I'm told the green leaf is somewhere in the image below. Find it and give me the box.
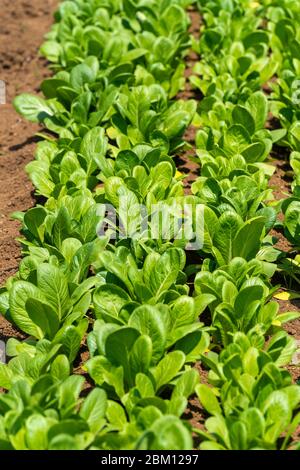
[41,79,67,99]
[14,94,53,122]
[58,325,84,363]
[80,127,108,175]
[49,435,79,450]
[70,63,96,90]
[80,388,107,433]
[37,264,70,321]
[50,355,70,381]
[106,400,127,429]
[224,125,251,155]
[93,284,130,320]
[241,142,266,163]
[0,363,14,389]
[142,416,193,450]
[105,327,140,387]
[233,217,265,260]
[234,286,264,319]
[264,391,291,442]
[129,335,152,377]
[135,373,155,398]
[86,356,124,398]
[200,441,227,450]
[170,296,197,329]
[172,369,199,401]
[246,92,268,132]
[146,248,185,298]
[232,106,255,136]
[58,375,85,415]
[241,408,265,442]
[24,207,47,242]
[152,351,185,391]
[25,414,49,450]
[40,40,61,62]
[196,384,222,416]
[243,31,269,49]
[215,212,243,264]
[129,305,167,362]
[10,281,45,338]
[26,298,60,339]
[52,207,72,249]
[284,201,300,245]
[230,421,248,450]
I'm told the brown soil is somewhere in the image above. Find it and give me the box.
[0,0,58,339]
[175,9,202,194]
[269,148,294,252]
[270,159,292,202]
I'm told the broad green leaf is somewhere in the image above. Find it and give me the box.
[25,414,49,450]
[234,286,264,319]
[57,325,84,363]
[26,298,60,339]
[70,63,96,90]
[139,416,192,450]
[80,388,107,433]
[24,207,47,242]
[146,248,185,298]
[128,305,167,362]
[233,217,265,260]
[285,201,300,245]
[14,94,53,122]
[224,125,251,155]
[106,400,127,429]
[0,363,14,390]
[152,351,185,391]
[196,384,222,416]
[246,92,268,131]
[242,142,266,163]
[129,335,152,376]
[58,375,85,416]
[50,355,70,381]
[49,435,79,450]
[172,369,199,401]
[241,408,265,442]
[215,212,243,264]
[37,264,70,320]
[232,106,255,135]
[10,281,45,338]
[93,284,130,320]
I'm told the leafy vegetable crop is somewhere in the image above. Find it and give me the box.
[0,0,300,451]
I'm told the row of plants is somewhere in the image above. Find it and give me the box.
[266,0,300,279]
[0,0,299,450]
[188,0,300,449]
[192,0,300,252]
[0,0,202,451]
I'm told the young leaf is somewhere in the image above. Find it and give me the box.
[79,388,107,433]
[196,384,222,416]
[152,351,186,391]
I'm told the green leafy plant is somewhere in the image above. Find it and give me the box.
[195,331,300,450]
[195,92,280,164]
[4,262,89,349]
[195,258,298,344]
[192,174,276,229]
